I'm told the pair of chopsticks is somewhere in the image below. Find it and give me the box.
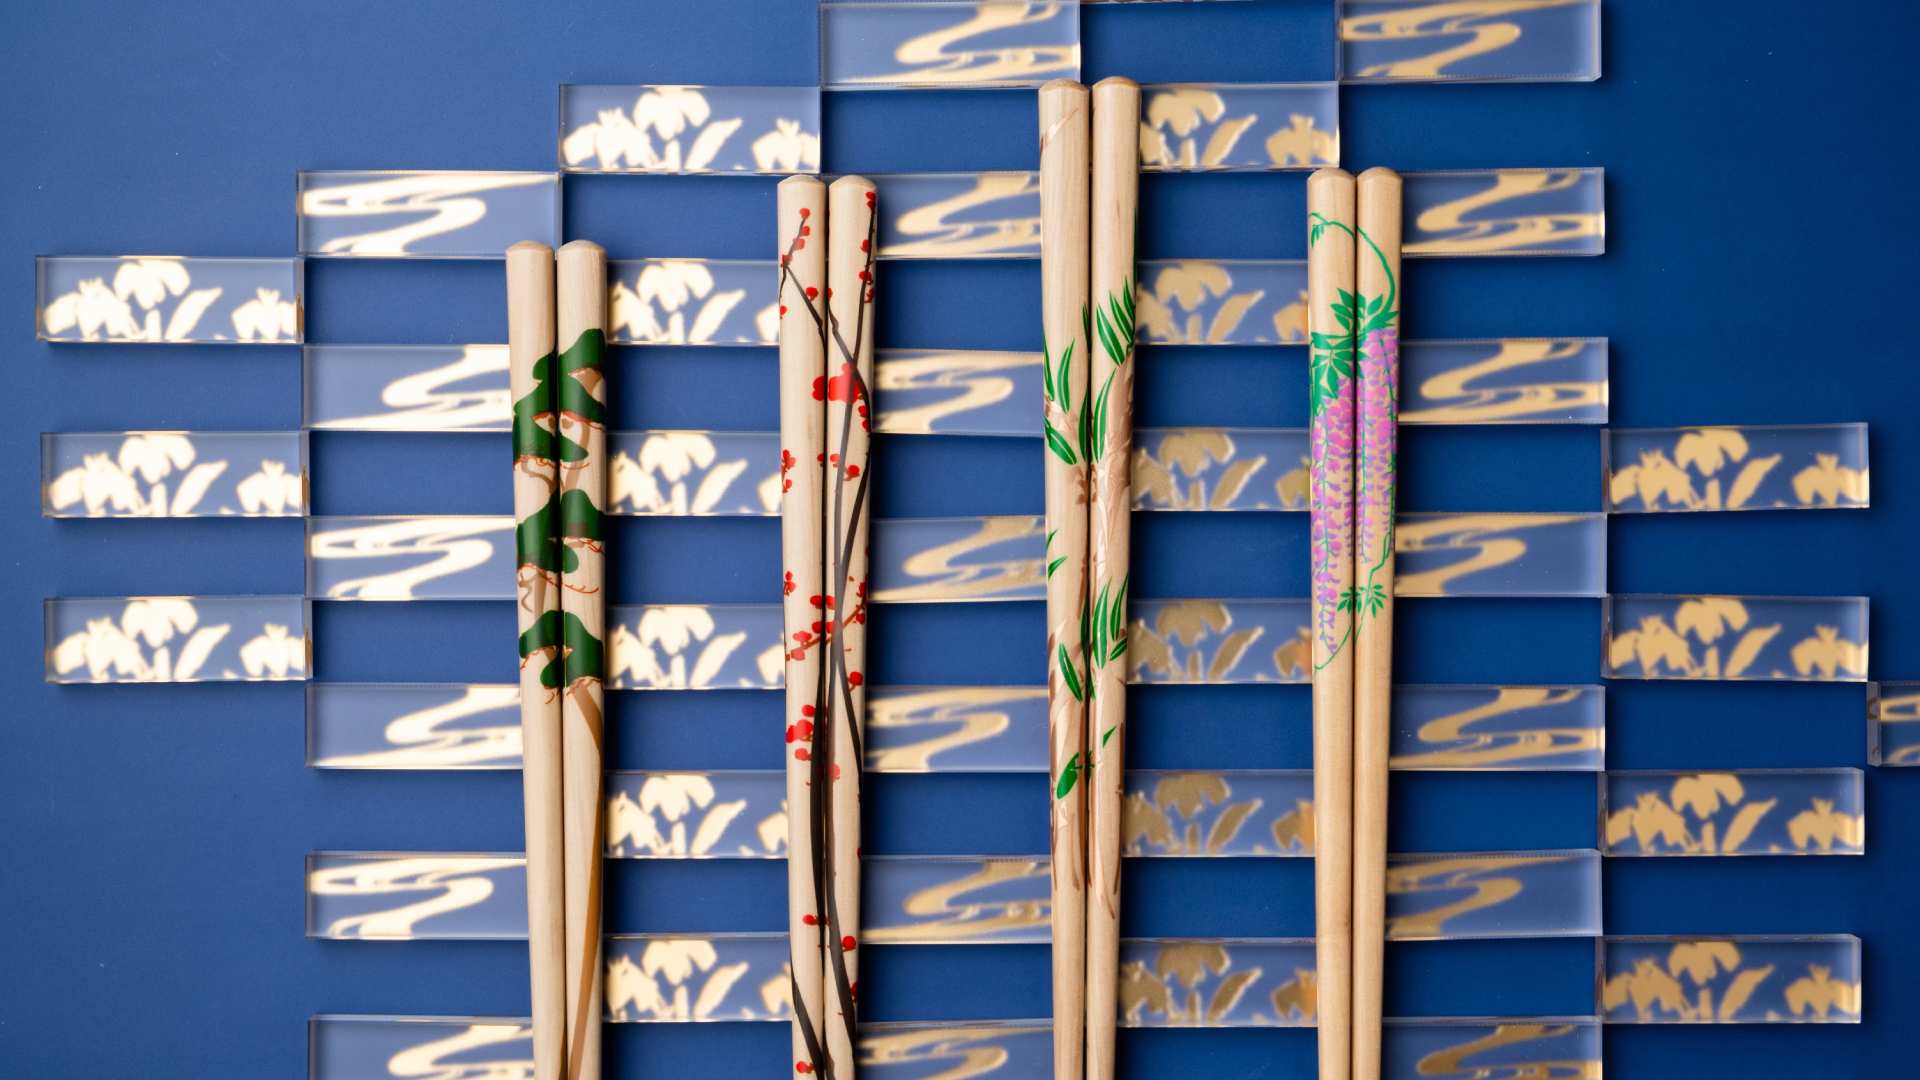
[778,174,879,1079]
[1307,168,1402,1080]
[508,239,610,1080]
[1039,75,1139,1080]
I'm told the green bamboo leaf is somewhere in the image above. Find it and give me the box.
[1055,752,1081,800]
[1057,341,1073,412]
[1047,556,1067,579]
[1090,582,1111,672]
[1058,644,1084,702]
[1040,331,1056,403]
[1043,421,1078,465]
[1101,725,1117,747]
[1077,386,1096,463]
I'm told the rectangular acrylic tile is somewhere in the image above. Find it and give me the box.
[1134,428,1309,511]
[605,934,794,1021]
[871,515,1045,602]
[307,683,522,769]
[1602,936,1861,1023]
[42,431,306,518]
[304,344,512,432]
[296,171,560,258]
[309,1015,537,1079]
[1136,259,1308,345]
[1603,595,1869,682]
[1399,338,1608,424]
[608,604,785,691]
[1119,938,1319,1026]
[1139,83,1339,171]
[820,1,1080,89]
[606,771,787,859]
[1391,685,1605,771]
[874,348,1042,436]
[1604,769,1864,857]
[1339,0,1601,83]
[1385,1018,1602,1077]
[609,259,777,345]
[1130,598,1312,685]
[46,595,309,684]
[305,851,526,940]
[1606,424,1869,512]
[1387,849,1601,940]
[865,855,1051,944]
[1869,681,1920,766]
[560,85,821,175]
[861,1020,1051,1074]
[37,256,301,344]
[1123,770,1314,857]
[867,685,1047,772]
[307,516,515,601]
[871,172,1040,259]
[607,430,782,516]
[1394,512,1606,598]
[1403,169,1605,257]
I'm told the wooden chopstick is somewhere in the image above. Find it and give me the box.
[507,241,566,1080]
[1084,74,1139,1080]
[823,175,878,1074]
[1307,167,1358,1080]
[1350,166,1403,1080]
[555,239,608,1080]
[776,175,832,1079]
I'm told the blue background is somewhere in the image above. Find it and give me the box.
[1,1,1910,1076]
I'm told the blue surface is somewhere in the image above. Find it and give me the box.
[1,1,1912,1076]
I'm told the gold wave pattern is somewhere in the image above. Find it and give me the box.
[874,516,1046,603]
[884,173,1041,257]
[309,516,509,600]
[1399,339,1605,423]
[308,855,520,939]
[313,345,512,431]
[865,686,1042,772]
[1386,853,1555,940]
[1393,512,1586,596]
[1341,0,1586,80]
[317,685,522,769]
[1412,1022,1600,1080]
[861,1024,1038,1077]
[873,349,1032,434]
[837,2,1079,88]
[866,859,1050,944]
[1404,169,1602,255]
[382,1023,534,1080]
[1390,687,1602,769]
[300,173,553,256]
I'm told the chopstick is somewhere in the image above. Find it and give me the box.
[507,241,566,1080]
[1307,167,1358,1080]
[555,239,608,1080]
[1349,166,1402,1080]
[1038,77,1091,1080]
[1084,74,1139,1080]
[776,175,832,1079]
[823,174,878,1073]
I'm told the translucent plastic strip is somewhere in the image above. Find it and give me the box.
[1394,512,1606,598]
[559,85,821,175]
[871,172,1041,259]
[46,595,309,684]
[303,344,511,432]
[1398,338,1607,424]
[1601,936,1861,1024]
[36,256,302,344]
[1136,259,1308,345]
[41,431,306,518]
[605,771,789,859]
[295,171,560,259]
[307,516,517,601]
[870,514,1045,602]
[1138,83,1339,172]
[820,1,1081,90]
[1387,849,1601,941]
[1605,424,1868,513]
[309,848,1595,942]
[1338,0,1601,83]
[1391,685,1604,771]
[608,259,777,345]
[872,348,1043,435]
[1129,598,1312,685]
[1603,769,1864,857]
[1603,595,1869,683]
[308,682,1602,774]
[606,430,782,516]
[1403,169,1604,257]
[1868,681,1920,767]
[1135,428,1310,511]
[310,1014,1602,1074]
[609,604,785,691]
